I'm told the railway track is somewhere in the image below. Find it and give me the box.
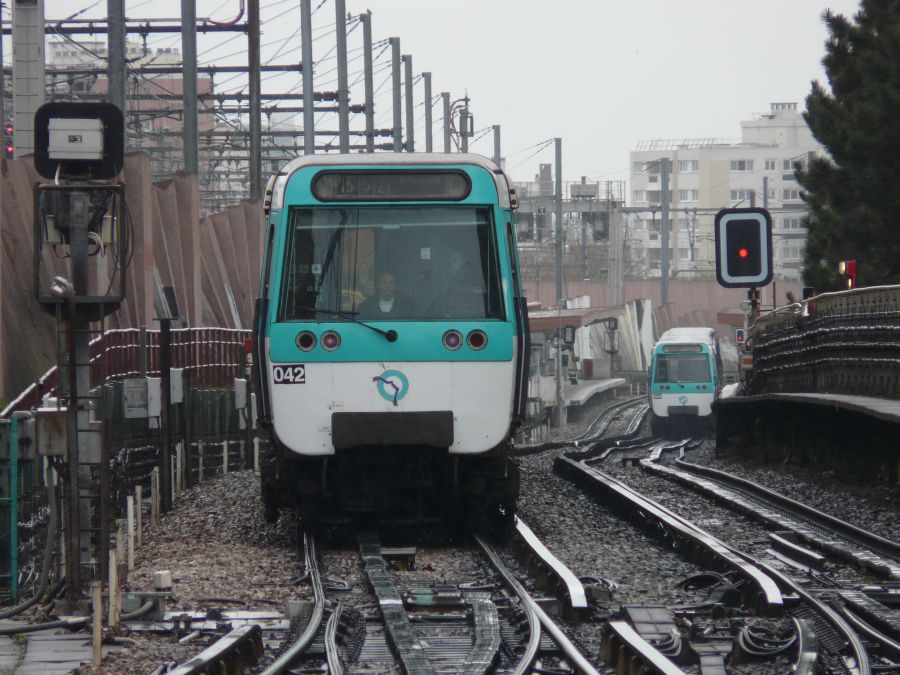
[158,516,621,673]
[569,432,900,673]
[143,395,894,674]
[265,520,612,674]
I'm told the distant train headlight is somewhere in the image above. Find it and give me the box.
[467,330,488,350]
[295,331,316,351]
[321,331,341,351]
[442,329,463,350]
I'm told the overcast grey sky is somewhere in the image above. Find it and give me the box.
[43,0,862,183]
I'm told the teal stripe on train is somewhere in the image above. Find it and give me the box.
[268,320,515,363]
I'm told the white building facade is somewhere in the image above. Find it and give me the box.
[628,103,823,282]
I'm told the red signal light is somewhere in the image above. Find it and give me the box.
[738,247,749,259]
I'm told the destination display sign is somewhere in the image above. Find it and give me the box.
[312,170,471,202]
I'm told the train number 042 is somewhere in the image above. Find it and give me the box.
[273,365,306,384]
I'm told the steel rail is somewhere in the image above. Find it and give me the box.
[575,395,646,442]
[555,454,784,614]
[641,445,874,672]
[515,398,647,457]
[672,458,900,559]
[259,532,326,675]
[324,602,345,675]
[167,624,264,675]
[647,457,900,580]
[755,560,870,675]
[512,517,588,613]
[828,599,900,663]
[791,617,819,675]
[474,535,601,675]
[605,621,687,675]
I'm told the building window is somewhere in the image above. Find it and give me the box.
[678,218,690,231]
[730,189,751,202]
[648,175,658,184]
[782,217,804,229]
[632,190,646,203]
[782,244,805,260]
[632,161,645,174]
[730,159,754,171]
[782,188,801,201]
[764,159,776,171]
[677,160,699,173]
[678,189,698,202]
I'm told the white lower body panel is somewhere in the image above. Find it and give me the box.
[651,392,715,417]
[269,361,515,456]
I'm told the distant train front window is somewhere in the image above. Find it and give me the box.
[278,206,504,321]
[655,354,710,383]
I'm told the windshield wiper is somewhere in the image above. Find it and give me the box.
[293,306,397,342]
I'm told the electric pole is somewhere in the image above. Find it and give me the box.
[181,0,198,173]
[554,137,566,427]
[248,0,261,195]
[403,54,414,152]
[659,157,670,305]
[107,0,126,117]
[442,92,451,153]
[492,125,501,166]
[423,72,432,152]
[361,12,374,152]
[390,38,402,152]
[301,0,315,154]
[335,0,349,153]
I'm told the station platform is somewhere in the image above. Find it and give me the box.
[716,391,900,425]
[531,376,626,411]
[564,378,627,407]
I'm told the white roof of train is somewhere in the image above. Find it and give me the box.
[656,327,716,345]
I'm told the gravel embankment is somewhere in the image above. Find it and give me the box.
[74,469,305,675]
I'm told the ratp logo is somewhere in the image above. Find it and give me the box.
[373,370,409,406]
[678,395,688,405]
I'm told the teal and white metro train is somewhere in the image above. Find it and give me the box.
[648,327,722,435]
[252,153,529,529]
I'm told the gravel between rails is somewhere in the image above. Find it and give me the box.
[73,469,306,675]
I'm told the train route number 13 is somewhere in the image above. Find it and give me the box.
[273,364,306,384]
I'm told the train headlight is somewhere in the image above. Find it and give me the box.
[442,329,462,350]
[321,331,341,351]
[295,331,316,351]
[466,330,488,351]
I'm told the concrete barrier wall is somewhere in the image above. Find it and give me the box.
[0,153,264,401]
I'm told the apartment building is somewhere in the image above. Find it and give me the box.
[629,103,822,282]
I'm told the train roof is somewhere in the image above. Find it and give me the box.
[267,152,518,210]
[656,327,716,345]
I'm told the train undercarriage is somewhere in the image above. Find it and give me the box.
[260,438,520,537]
[649,413,715,438]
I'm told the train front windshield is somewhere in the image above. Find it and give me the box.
[654,353,711,383]
[278,206,504,321]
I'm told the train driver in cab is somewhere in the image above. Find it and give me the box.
[357,270,418,319]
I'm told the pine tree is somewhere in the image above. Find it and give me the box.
[798,0,900,289]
